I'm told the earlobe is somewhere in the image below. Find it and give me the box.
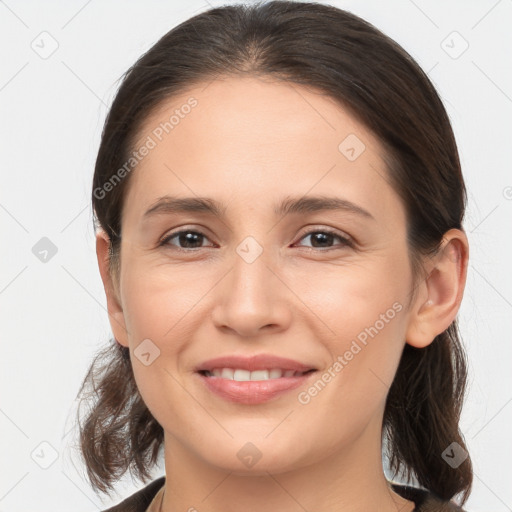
[96,230,129,347]
[405,229,469,349]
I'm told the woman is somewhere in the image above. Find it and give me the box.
[76,1,473,510]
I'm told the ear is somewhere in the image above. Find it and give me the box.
[405,228,469,348]
[96,229,129,347]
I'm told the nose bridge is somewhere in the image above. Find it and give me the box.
[211,234,287,336]
[231,234,274,310]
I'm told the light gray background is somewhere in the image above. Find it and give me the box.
[1,1,511,510]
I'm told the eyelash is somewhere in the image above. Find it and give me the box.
[158,227,353,252]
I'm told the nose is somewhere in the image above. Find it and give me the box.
[210,246,292,338]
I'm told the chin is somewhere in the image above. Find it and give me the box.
[194,436,315,476]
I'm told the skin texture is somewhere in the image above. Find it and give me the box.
[96,76,469,512]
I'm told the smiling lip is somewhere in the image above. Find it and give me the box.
[195,354,316,373]
[195,354,317,404]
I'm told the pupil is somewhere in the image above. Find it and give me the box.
[181,232,201,248]
[311,233,332,247]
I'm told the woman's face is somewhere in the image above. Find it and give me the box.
[107,75,422,473]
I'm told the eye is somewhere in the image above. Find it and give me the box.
[159,227,353,251]
[159,229,214,250]
[294,229,353,250]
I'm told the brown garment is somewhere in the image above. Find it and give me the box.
[101,476,467,511]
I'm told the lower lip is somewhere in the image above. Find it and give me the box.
[197,372,316,404]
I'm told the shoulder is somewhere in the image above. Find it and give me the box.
[101,476,166,512]
[391,483,467,511]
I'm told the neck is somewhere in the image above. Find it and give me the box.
[159,413,415,512]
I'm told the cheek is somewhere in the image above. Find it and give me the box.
[121,264,197,426]
[121,260,203,343]
[291,249,410,335]
[119,264,197,404]
[294,292,407,439]
[295,254,410,399]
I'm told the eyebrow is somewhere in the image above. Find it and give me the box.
[142,194,375,221]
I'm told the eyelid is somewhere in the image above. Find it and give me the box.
[294,225,353,247]
[158,226,217,248]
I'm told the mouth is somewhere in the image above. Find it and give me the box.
[194,354,318,404]
[195,353,317,375]
[198,368,316,380]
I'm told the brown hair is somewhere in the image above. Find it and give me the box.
[75,0,473,505]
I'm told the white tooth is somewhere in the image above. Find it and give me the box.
[210,368,296,380]
[233,369,252,382]
[250,370,270,381]
[269,368,283,379]
[221,368,234,379]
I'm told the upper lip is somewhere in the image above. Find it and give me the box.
[195,354,317,373]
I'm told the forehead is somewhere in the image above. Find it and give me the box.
[135,75,376,155]
[123,75,404,229]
